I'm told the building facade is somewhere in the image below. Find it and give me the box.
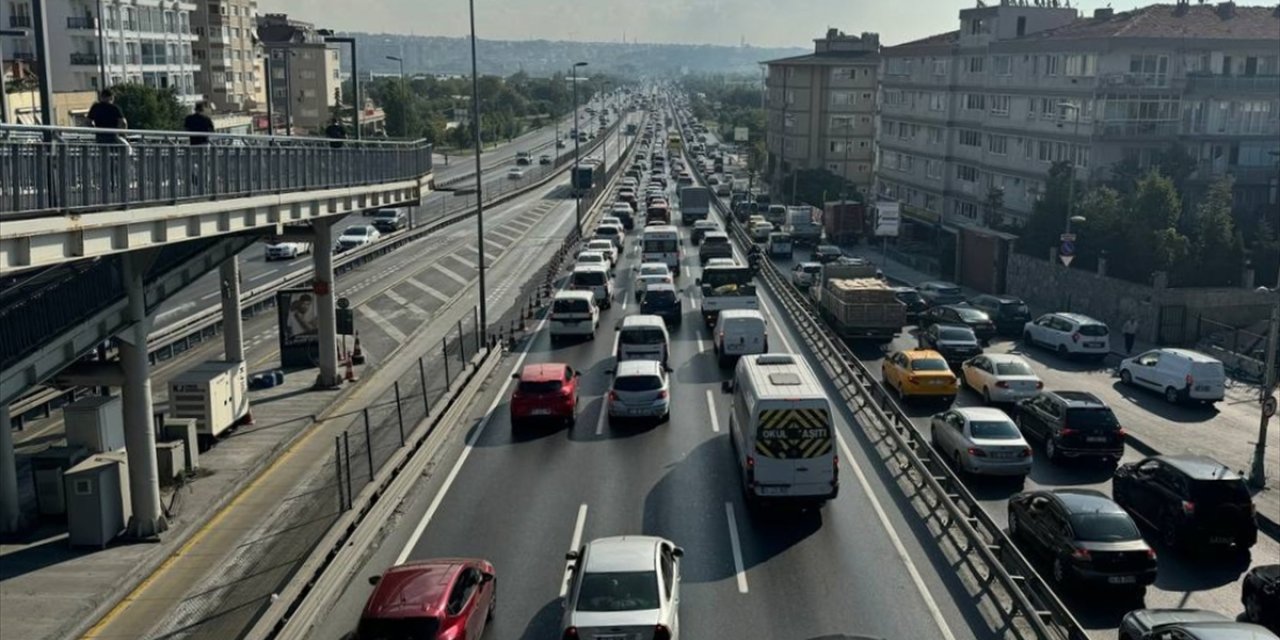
[876,0,1280,232]
[256,13,340,134]
[763,29,881,198]
[192,0,260,113]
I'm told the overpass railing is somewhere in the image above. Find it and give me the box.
[0,124,433,219]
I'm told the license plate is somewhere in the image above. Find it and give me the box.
[1086,436,1107,443]
[757,486,787,496]
[928,379,947,386]
[530,409,551,416]
[991,451,1018,459]
[1107,576,1137,584]
[1086,342,1104,348]
[1195,385,1210,392]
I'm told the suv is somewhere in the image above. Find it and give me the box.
[699,232,733,265]
[967,294,1032,335]
[919,323,984,367]
[371,209,407,233]
[916,281,966,307]
[1023,312,1111,360]
[813,244,843,263]
[1015,391,1124,463]
[919,304,996,344]
[1119,609,1278,640]
[1112,454,1258,552]
[639,283,682,326]
[1243,565,1280,631]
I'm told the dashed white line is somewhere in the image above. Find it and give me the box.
[359,305,407,342]
[705,390,720,433]
[595,397,608,436]
[724,502,749,593]
[433,263,471,285]
[199,291,219,302]
[404,277,451,304]
[384,289,428,317]
[248,270,276,283]
[561,504,589,597]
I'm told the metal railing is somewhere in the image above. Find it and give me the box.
[8,15,31,27]
[0,124,433,218]
[69,52,99,66]
[66,16,96,29]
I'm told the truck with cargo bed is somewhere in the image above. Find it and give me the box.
[786,205,823,246]
[810,263,905,342]
[697,264,758,326]
[679,185,711,224]
[823,201,866,245]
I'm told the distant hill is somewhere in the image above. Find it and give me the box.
[346,34,807,78]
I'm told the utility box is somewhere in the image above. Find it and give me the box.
[155,440,185,486]
[64,451,131,548]
[161,418,200,471]
[64,395,125,454]
[31,446,88,516]
[169,360,249,450]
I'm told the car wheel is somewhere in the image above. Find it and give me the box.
[1007,513,1019,538]
[1160,514,1181,549]
[954,452,966,476]
[1244,590,1262,622]
[1023,330,1034,347]
[1045,438,1059,462]
[1164,386,1180,404]
[1120,369,1133,385]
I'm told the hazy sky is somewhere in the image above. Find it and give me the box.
[263,0,1151,48]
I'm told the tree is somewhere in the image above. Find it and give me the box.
[785,168,846,208]
[982,186,1005,228]
[1182,176,1244,286]
[1113,170,1187,282]
[111,84,184,131]
[1017,160,1075,259]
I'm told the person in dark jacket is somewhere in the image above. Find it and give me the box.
[87,89,127,144]
[183,102,215,145]
[325,118,346,148]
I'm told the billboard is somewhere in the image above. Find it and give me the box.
[873,201,901,237]
[734,127,749,142]
[277,288,320,367]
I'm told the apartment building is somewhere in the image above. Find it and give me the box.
[256,13,340,133]
[763,29,881,197]
[876,0,1280,235]
[192,0,260,113]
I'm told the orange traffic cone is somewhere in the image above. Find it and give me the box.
[344,353,358,382]
[351,331,366,365]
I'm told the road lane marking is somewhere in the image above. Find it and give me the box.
[724,502,749,593]
[706,390,720,432]
[405,277,451,303]
[248,270,276,283]
[384,289,428,318]
[359,305,407,342]
[758,295,796,354]
[595,395,609,435]
[835,430,956,640]
[433,263,471,285]
[561,504,589,597]
[199,291,219,302]
[491,228,520,243]
[450,253,478,269]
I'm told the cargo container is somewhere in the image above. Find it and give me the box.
[823,201,867,245]
[810,263,904,341]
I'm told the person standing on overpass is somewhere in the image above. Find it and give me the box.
[88,89,128,192]
[184,102,215,188]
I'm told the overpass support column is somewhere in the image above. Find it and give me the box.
[220,255,245,363]
[120,253,168,539]
[313,221,341,389]
[0,404,22,533]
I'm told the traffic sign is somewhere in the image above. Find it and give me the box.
[1263,394,1277,418]
[337,297,350,310]
[1060,233,1077,242]
[1060,240,1076,256]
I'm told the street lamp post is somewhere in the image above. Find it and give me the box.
[320,33,359,140]
[467,0,488,332]
[1249,265,1280,489]
[386,55,405,137]
[1058,102,1085,261]
[571,61,588,237]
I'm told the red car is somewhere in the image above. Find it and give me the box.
[510,363,579,427]
[355,558,495,640]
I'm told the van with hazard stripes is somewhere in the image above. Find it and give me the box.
[725,353,837,507]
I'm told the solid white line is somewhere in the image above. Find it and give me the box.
[405,277,451,304]
[835,430,956,640]
[758,294,796,354]
[199,291,219,302]
[682,265,689,278]
[621,296,628,310]
[724,502,749,594]
[248,270,275,283]
[433,263,471,285]
[705,390,720,433]
[561,504,589,597]
[595,396,608,436]
[359,305,407,342]
[697,333,706,352]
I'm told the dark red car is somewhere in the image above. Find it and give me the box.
[355,558,495,640]
[510,363,579,427]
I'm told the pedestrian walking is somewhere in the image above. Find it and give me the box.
[1122,316,1139,355]
[87,89,128,194]
[184,102,215,190]
[325,118,347,148]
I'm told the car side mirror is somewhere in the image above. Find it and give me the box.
[565,550,579,561]
[664,364,674,373]
[480,572,495,583]
[367,575,382,586]
[511,373,520,379]
[721,379,735,393]
[574,371,581,377]
[672,546,685,558]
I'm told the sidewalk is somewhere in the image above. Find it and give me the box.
[840,241,1280,539]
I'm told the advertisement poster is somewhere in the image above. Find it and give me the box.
[277,288,320,367]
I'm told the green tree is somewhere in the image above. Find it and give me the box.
[1113,170,1187,282]
[111,84,184,130]
[785,168,846,208]
[1182,176,1244,286]
[1018,160,1076,259]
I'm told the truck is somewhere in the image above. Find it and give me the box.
[786,205,823,246]
[678,186,711,225]
[764,204,788,227]
[823,201,867,245]
[571,161,600,197]
[810,263,905,342]
[697,264,758,326]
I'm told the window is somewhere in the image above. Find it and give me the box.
[660,547,675,597]
[1038,140,1053,163]
[993,56,1012,76]
[831,115,855,132]
[954,201,978,219]
[883,89,904,107]
[990,95,1010,116]
[1065,53,1096,77]
[967,56,985,73]
[831,67,855,81]
[988,135,1008,155]
[829,140,846,154]
[1044,54,1060,76]
[932,59,948,76]
[830,91,853,106]
[300,69,317,80]
[926,159,942,180]
[1129,54,1168,78]
[929,93,946,112]
[956,165,979,183]
[924,194,939,212]
[959,130,982,147]
[965,93,985,111]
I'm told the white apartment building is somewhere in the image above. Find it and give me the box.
[256,13,340,133]
[193,0,261,113]
[876,0,1280,235]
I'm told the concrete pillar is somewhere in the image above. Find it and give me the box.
[312,222,341,388]
[120,254,168,539]
[220,255,245,363]
[0,404,22,534]
[1243,264,1256,290]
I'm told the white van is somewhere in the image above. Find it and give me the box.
[549,290,599,342]
[641,225,681,271]
[714,309,768,368]
[570,264,613,309]
[616,315,671,366]
[1118,348,1226,404]
[727,354,837,507]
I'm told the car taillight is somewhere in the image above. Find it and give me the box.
[1116,428,1126,438]
[609,391,619,401]
[1181,500,1195,515]
[908,375,919,385]
[746,455,755,486]
[1019,447,1032,458]
[654,624,672,640]
[1071,547,1091,560]
[1185,374,1194,387]
[1146,548,1158,560]
[967,447,988,457]
[657,389,668,399]
[1060,427,1077,437]
[562,627,579,640]
[996,381,1010,388]
[1071,332,1081,343]
[560,386,573,396]
[1035,381,1044,389]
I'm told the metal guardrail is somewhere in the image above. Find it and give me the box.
[0,123,433,218]
[687,127,1088,640]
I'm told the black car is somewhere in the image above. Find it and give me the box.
[1015,391,1124,463]
[1008,489,1156,594]
[892,287,929,322]
[1243,565,1280,632]
[1119,609,1278,640]
[813,244,843,264]
[919,304,997,344]
[640,284,682,326]
[919,324,983,366]
[1112,454,1258,552]
[968,294,1032,335]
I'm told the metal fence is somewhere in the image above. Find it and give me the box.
[0,124,433,217]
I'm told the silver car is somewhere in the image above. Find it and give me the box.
[563,536,683,640]
[607,360,670,422]
[961,354,1043,404]
[930,407,1032,478]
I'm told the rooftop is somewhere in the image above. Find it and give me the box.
[1026,3,1280,41]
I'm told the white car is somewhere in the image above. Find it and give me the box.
[1023,312,1111,360]
[336,225,380,251]
[576,250,610,269]
[562,536,682,639]
[594,224,625,251]
[585,239,618,266]
[507,166,525,179]
[704,257,738,269]
[264,241,310,261]
[790,262,822,288]
[600,216,625,229]
[961,354,1043,404]
[634,262,672,288]
[929,407,1032,478]
[1118,348,1226,404]
[607,359,671,421]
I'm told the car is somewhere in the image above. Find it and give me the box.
[337,225,381,251]
[1023,312,1111,360]
[575,250,609,269]
[961,353,1043,404]
[931,407,1032,478]
[594,225,625,251]
[1112,454,1258,552]
[611,203,636,228]
[697,232,733,265]
[967,294,1032,335]
[509,362,580,427]
[1118,609,1279,640]
[919,304,996,344]
[916,281,967,307]
[1243,565,1280,631]
[264,240,310,261]
[561,536,682,640]
[600,215,625,230]
[356,558,496,640]
[919,323,984,367]
[690,220,720,244]
[1118,348,1226,405]
[1015,391,1124,463]
[766,232,793,259]
[635,273,674,301]
[515,155,531,166]
[507,167,526,179]
[570,263,613,309]
[640,283,682,326]
[791,262,822,289]
[881,348,959,403]
[607,360,671,422]
[549,290,599,342]
[617,315,670,365]
[1007,490,1156,594]
[557,139,567,148]
[371,208,407,233]
[805,245,837,264]
[713,309,767,367]
[892,287,929,322]
[635,262,673,298]
[585,239,619,266]
[539,154,552,165]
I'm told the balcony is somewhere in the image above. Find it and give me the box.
[1186,74,1280,95]
[1098,121,1178,139]
[69,52,99,66]
[1097,72,1176,89]
[1194,161,1280,185]
[8,15,31,28]
[66,16,97,30]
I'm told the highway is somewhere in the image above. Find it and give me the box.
[307,117,1001,640]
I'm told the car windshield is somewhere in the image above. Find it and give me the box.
[939,327,977,342]
[644,290,677,305]
[518,379,562,394]
[999,303,1030,317]
[1064,408,1119,431]
[345,227,368,236]
[621,328,666,344]
[553,298,590,313]
[614,375,663,392]
[968,420,1021,440]
[933,286,961,296]
[644,239,679,252]
[1078,324,1109,337]
[596,228,619,237]
[1189,480,1252,504]
[640,265,669,276]
[911,358,950,372]
[703,236,728,246]
[572,271,606,286]
[895,291,926,305]
[994,361,1036,376]
[356,616,441,639]
[588,242,612,252]
[576,571,660,612]
[1070,513,1141,542]
[374,212,397,220]
[956,308,989,322]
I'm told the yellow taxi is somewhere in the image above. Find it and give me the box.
[881,348,959,403]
